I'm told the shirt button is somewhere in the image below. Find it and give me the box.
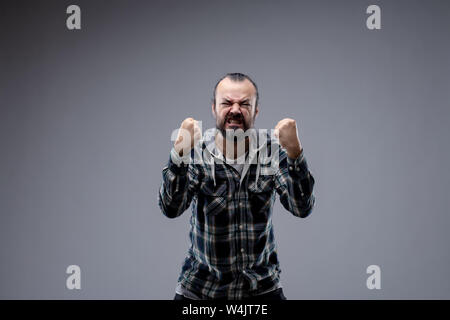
[240,248,245,253]
[301,192,304,197]
[239,224,243,230]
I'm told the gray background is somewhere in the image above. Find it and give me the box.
[1,0,449,299]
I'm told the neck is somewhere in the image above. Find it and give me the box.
[215,131,249,160]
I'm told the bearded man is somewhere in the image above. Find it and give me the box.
[158,73,315,300]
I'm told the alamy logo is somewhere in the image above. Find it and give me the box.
[66,265,81,290]
[66,5,81,30]
[366,5,381,30]
[366,265,381,290]
[170,124,281,173]
[64,5,382,31]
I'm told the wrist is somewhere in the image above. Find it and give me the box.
[174,143,189,157]
[286,146,303,159]
[170,146,191,167]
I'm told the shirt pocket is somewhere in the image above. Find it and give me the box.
[200,180,229,217]
[248,175,275,220]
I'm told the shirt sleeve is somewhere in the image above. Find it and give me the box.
[275,148,316,218]
[158,148,201,218]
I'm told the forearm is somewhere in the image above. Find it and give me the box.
[276,150,315,218]
[158,148,195,219]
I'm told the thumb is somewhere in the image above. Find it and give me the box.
[273,127,280,140]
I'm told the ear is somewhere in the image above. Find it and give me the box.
[254,105,259,118]
[211,103,216,118]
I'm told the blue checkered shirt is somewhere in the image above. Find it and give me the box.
[158,132,315,299]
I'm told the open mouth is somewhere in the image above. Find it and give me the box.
[225,116,244,128]
[227,119,242,125]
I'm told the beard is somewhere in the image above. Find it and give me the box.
[216,113,252,140]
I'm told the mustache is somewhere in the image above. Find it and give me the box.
[224,113,244,122]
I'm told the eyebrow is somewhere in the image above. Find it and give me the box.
[221,98,251,104]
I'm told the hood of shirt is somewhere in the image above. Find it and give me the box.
[193,128,279,187]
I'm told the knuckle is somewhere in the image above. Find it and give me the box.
[182,119,195,129]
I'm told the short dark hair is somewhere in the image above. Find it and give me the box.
[213,73,259,108]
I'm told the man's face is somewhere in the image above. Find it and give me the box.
[212,78,258,136]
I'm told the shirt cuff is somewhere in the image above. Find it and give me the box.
[168,148,190,175]
[287,150,309,179]
[170,147,191,166]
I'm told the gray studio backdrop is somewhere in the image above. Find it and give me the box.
[1,0,449,299]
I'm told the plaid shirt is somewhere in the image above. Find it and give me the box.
[158,130,315,299]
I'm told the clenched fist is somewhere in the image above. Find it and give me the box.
[274,118,303,159]
[174,118,202,157]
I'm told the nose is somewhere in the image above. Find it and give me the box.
[230,103,241,114]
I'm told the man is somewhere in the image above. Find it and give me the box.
[158,73,315,300]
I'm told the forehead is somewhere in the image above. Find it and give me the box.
[216,78,256,101]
